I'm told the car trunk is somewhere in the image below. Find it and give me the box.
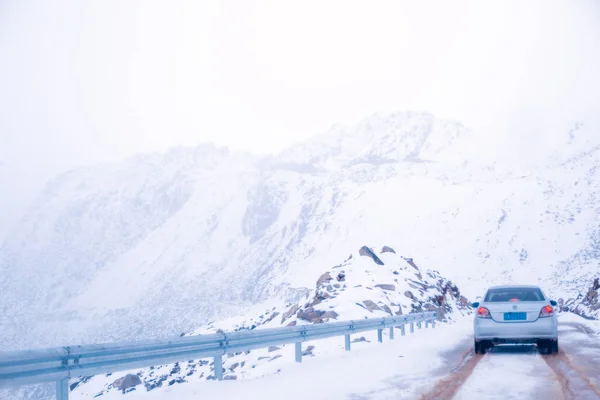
[485,302,546,322]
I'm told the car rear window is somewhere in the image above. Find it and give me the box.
[484,287,545,302]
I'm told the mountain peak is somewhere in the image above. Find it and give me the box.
[275,111,473,170]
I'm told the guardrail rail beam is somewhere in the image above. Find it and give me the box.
[0,311,437,394]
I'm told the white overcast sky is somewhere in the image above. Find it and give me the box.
[1,0,600,236]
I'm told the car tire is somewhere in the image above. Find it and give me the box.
[552,340,559,354]
[538,340,554,355]
[474,340,488,354]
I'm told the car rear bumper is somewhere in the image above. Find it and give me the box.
[474,316,557,343]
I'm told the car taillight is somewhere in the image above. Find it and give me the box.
[539,305,554,318]
[477,306,491,318]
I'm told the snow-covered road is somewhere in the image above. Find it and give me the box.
[85,313,600,400]
[421,312,600,400]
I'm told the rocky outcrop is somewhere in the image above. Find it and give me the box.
[263,312,280,324]
[316,272,333,287]
[362,300,382,312]
[281,304,299,323]
[113,374,141,391]
[381,246,396,254]
[321,310,339,320]
[74,244,470,398]
[375,284,395,291]
[359,246,384,265]
[562,277,600,319]
[381,304,393,316]
[403,257,419,270]
[297,308,326,322]
[302,345,315,356]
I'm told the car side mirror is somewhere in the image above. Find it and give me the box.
[471,302,480,308]
[550,300,557,306]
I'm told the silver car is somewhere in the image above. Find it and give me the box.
[472,285,558,354]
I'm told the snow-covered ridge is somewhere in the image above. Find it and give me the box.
[70,245,470,398]
[271,112,477,171]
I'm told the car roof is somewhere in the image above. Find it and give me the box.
[486,284,542,290]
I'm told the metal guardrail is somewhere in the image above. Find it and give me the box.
[0,311,437,399]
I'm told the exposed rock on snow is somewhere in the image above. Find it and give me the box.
[321,310,339,320]
[359,246,384,265]
[297,308,325,323]
[281,304,299,323]
[316,272,333,287]
[381,304,393,316]
[561,277,600,320]
[302,345,315,356]
[112,374,141,391]
[381,246,396,254]
[362,300,383,312]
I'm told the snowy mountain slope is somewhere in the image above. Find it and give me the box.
[0,144,257,348]
[0,161,31,242]
[561,277,600,320]
[70,245,471,399]
[1,111,599,357]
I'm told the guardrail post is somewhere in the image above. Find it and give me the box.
[345,334,351,351]
[401,324,406,336]
[295,342,302,363]
[377,329,383,343]
[425,320,429,328]
[389,326,394,340]
[214,354,223,381]
[432,319,436,328]
[56,378,69,400]
[417,321,422,329]
[410,322,414,333]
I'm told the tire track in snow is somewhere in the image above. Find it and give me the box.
[416,319,600,399]
[541,322,600,399]
[417,347,484,400]
[542,350,600,399]
[452,345,562,400]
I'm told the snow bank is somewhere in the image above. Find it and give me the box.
[74,316,474,400]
